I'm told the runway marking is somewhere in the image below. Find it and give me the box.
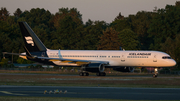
[0,91,27,95]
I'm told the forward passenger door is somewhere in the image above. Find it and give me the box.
[153,55,157,62]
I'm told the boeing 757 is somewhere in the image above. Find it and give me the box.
[4,22,176,77]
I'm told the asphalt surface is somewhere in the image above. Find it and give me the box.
[0,73,170,78]
[0,85,180,100]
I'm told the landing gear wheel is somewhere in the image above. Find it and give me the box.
[79,72,89,76]
[96,73,100,76]
[96,72,106,76]
[85,73,89,76]
[153,74,158,78]
[79,72,84,76]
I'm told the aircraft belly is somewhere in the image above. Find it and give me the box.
[125,59,147,67]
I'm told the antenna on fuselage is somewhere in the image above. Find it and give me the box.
[119,47,122,50]
[119,47,125,51]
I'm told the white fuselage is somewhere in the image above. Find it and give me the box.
[45,50,176,67]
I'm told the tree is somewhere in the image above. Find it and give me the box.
[51,16,80,49]
[20,8,52,27]
[148,4,180,50]
[51,8,82,29]
[0,58,9,67]
[14,8,22,18]
[82,20,108,50]
[0,7,9,21]
[176,1,180,6]
[16,57,33,64]
[33,24,52,48]
[118,29,139,50]
[0,19,23,62]
[128,11,154,50]
[97,27,120,50]
[161,34,180,70]
[111,17,131,32]
[114,12,124,20]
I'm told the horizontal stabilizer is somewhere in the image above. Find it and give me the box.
[3,52,26,56]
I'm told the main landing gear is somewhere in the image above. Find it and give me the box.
[96,72,106,76]
[79,72,89,76]
[79,72,106,76]
[153,67,158,78]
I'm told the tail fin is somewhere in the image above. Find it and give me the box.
[18,22,47,52]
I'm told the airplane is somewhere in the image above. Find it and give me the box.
[4,22,176,77]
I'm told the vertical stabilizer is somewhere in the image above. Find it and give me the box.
[18,22,47,52]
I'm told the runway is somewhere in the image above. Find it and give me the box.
[0,85,180,100]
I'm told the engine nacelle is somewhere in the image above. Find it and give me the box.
[82,63,105,73]
[113,67,134,72]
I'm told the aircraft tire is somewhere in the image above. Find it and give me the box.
[96,73,100,76]
[103,72,106,76]
[96,72,106,76]
[79,72,84,76]
[85,73,89,76]
[153,74,157,78]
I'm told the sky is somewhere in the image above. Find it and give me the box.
[0,0,178,23]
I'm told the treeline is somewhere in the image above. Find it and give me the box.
[0,1,180,69]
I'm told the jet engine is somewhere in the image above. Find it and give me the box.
[113,67,134,72]
[82,63,105,73]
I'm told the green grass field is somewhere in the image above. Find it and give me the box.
[0,71,180,88]
[1,71,180,101]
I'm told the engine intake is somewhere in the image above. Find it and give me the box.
[83,63,105,73]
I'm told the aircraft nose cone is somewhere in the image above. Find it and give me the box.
[171,59,176,66]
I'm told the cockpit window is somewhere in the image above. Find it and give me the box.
[162,56,171,59]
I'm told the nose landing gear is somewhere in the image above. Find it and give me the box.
[153,67,158,78]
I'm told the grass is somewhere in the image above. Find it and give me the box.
[1,72,180,88]
[1,71,180,101]
[0,96,178,101]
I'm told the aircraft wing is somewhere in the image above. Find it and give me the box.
[37,56,109,65]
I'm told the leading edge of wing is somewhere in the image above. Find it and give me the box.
[37,56,109,65]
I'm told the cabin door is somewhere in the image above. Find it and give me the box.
[153,55,157,62]
[121,54,125,62]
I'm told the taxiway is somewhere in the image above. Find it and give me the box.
[0,85,180,100]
